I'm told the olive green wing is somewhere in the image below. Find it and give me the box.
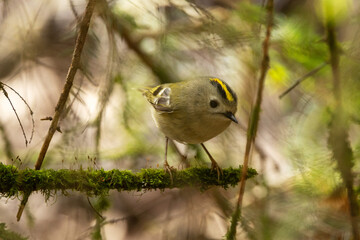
[139,85,174,113]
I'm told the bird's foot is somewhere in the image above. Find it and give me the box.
[210,159,223,181]
[164,161,175,184]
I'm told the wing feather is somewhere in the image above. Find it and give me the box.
[140,85,173,113]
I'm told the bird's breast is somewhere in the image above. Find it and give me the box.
[152,109,231,144]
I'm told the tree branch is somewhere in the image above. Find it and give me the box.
[0,164,257,197]
[227,0,274,239]
[16,0,96,221]
[325,5,360,239]
[35,0,96,170]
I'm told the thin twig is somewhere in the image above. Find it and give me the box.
[76,217,128,240]
[16,0,96,221]
[34,0,96,170]
[239,0,273,211]
[69,0,79,20]
[94,27,117,157]
[0,82,35,146]
[87,197,105,220]
[1,83,35,142]
[227,0,274,238]
[326,7,360,239]
[278,62,328,99]
[0,84,28,146]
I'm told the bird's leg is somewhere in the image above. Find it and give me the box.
[200,143,223,180]
[164,137,174,184]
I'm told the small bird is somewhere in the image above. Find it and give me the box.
[140,77,238,179]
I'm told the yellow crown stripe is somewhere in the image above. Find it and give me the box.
[209,78,234,102]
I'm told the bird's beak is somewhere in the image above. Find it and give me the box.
[224,112,238,124]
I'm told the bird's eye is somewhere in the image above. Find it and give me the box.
[210,100,219,108]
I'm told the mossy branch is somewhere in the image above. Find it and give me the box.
[0,163,257,198]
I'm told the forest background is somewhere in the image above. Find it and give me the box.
[0,0,359,239]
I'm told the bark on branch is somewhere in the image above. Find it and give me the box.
[16,0,96,221]
[0,164,257,197]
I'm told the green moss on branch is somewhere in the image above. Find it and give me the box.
[0,163,257,198]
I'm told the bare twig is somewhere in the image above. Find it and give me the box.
[87,197,105,220]
[239,0,273,210]
[326,7,360,239]
[93,26,117,157]
[76,217,128,240]
[16,0,96,221]
[227,0,274,238]
[0,85,28,146]
[40,116,53,121]
[279,62,328,99]
[69,0,80,20]
[0,82,35,146]
[34,0,96,170]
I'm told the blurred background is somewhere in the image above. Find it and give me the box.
[0,0,359,239]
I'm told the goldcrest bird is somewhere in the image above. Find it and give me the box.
[140,77,238,178]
